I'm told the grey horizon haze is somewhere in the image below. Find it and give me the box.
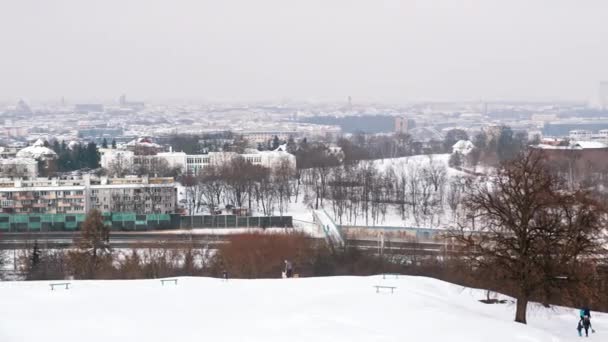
[1,0,607,104]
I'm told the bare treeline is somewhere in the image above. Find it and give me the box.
[300,155,466,227]
[181,156,296,216]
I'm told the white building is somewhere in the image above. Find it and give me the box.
[569,130,593,141]
[100,146,296,175]
[184,148,296,174]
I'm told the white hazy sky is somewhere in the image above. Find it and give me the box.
[1,0,607,103]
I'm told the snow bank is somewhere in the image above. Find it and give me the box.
[0,275,603,341]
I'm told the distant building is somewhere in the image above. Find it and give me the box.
[16,139,57,161]
[119,94,145,110]
[0,158,38,178]
[14,99,32,115]
[100,145,296,175]
[183,148,296,174]
[124,137,163,155]
[569,130,593,141]
[531,113,558,124]
[532,141,608,183]
[0,126,28,138]
[239,131,298,144]
[394,117,410,134]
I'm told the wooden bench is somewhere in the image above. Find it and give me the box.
[160,278,178,286]
[374,285,397,294]
[382,273,400,279]
[50,282,71,290]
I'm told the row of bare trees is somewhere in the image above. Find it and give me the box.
[299,155,465,227]
[181,157,296,216]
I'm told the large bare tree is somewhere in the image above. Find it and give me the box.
[69,209,112,278]
[450,150,606,324]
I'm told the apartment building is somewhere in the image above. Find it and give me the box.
[0,175,176,215]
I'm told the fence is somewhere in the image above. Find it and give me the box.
[178,215,292,229]
[0,213,293,232]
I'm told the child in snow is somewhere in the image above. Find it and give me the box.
[577,320,583,337]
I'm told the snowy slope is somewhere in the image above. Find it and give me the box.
[0,275,603,342]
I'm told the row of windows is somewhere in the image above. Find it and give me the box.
[244,157,262,163]
[187,157,210,164]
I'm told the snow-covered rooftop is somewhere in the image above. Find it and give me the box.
[452,140,475,155]
[15,139,57,160]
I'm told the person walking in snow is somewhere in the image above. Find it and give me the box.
[284,260,293,278]
[577,320,584,337]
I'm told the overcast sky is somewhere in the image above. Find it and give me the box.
[1,0,607,104]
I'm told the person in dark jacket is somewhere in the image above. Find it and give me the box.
[581,307,591,320]
[284,260,293,278]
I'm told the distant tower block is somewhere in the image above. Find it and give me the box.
[348,96,352,108]
[119,94,126,106]
[395,116,409,133]
[600,82,608,110]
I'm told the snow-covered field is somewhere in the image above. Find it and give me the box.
[0,275,603,341]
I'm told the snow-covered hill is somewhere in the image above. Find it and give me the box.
[0,276,603,341]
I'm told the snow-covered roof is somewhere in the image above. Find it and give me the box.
[534,140,608,150]
[572,141,608,149]
[16,139,57,160]
[67,141,79,150]
[452,140,475,155]
[274,144,288,152]
[126,137,161,149]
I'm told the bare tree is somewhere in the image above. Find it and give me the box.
[198,165,225,214]
[69,209,112,279]
[450,150,607,324]
[107,153,131,177]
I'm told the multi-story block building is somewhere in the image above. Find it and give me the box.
[0,175,176,215]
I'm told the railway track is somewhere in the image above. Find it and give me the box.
[0,232,228,249]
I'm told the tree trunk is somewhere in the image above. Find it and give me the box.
[515,297,528,324]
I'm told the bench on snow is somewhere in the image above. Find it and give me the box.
[160,278,178,286]
[382,273,400,279]
[50,282,71,290]
[374,285,397,294]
